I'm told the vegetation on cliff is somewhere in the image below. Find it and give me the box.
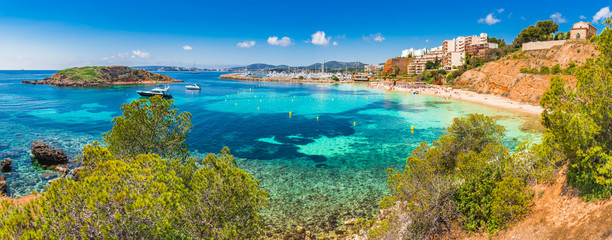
[362,114,558,239]
[539,18,612,200]
[0,96,269,239]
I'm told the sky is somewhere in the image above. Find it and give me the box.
[0,0,611,70]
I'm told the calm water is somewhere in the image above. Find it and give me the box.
[0,70,541,233]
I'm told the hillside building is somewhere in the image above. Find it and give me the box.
[570,21,597,40]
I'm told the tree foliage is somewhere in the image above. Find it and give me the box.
[539,18,612,200]
[103,96,192,160]
[513,20,560,46]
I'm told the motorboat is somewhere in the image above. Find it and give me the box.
[137,86,172,98]
[185,83,201,90]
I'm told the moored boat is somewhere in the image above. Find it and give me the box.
[137,86,172,98]
[186,84,201,90]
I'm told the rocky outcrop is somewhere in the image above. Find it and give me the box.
[22,66,182,87]
[0,158,11,172]
[382,57,413,75]
[0,175,6,195]
[31,140,68,165]
[455,41,598,104]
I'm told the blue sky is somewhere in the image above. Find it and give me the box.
[0,0,610,69]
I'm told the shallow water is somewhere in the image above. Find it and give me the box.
[0,71,541,234]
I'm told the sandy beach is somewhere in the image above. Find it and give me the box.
[369,82,544,115]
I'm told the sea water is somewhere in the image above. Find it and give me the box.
[0,71,541,233]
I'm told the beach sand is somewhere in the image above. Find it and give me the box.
[369,82,544,115]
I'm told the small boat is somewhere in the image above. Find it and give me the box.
[186,84,201,90]
[137,86,172,98]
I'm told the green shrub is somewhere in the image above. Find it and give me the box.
[539,66,550,74]
[446,70,463,82]
[551,64,561,74]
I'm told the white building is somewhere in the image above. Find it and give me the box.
[401,48,427,58]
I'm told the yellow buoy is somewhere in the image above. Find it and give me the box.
[411,126,415,133]
[235,103,237,106]
[257,107,260,110]
[289,112,292,118]
[317,116,319,121]
[353,122,356,126]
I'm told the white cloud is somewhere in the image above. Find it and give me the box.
[521,16,527,21]
[580,15,587,19]
[550,13,567,23]
[237,41,256,48]
[310,31,331,46]
[182,45,193,50]
[131,50,150,58]
[593,6,612,24]
[478,13,501,25]
[267,36,293,47]
[118,52,130,59]
[497,8,505,13]
[332,41,338,46]
[363,33,385,42]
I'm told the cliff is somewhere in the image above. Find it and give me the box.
[382,57,412,75]
[22,66,181,87]
[455,41,598,104]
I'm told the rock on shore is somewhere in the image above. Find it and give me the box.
[22,66,182,87]
[31,140,68,165]
[0,158,11,172]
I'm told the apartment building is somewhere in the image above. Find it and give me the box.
[407,47,445,75]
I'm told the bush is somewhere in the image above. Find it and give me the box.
[446,70,463,82]
[374,114,536,237]
[551,64,561,74]
[539,66,550,74]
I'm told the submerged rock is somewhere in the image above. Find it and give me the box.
[1,158,11,172]
[31,140,68,165]
[0,175,6,195]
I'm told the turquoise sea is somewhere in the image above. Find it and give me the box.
[0,71,541,234]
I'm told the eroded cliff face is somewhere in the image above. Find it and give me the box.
[382,57,412,75]
[455,41,598,104]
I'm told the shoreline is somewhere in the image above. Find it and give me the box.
[220,73,339,83]
[219,73,544,115]
[368,82,544,115]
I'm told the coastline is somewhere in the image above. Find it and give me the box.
[369,82,544,115]
[220,73,338,83]
[220,73,544,115]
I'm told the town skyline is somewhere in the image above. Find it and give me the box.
[0,0,611,70]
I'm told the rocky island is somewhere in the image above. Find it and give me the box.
[22,66,182,87]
